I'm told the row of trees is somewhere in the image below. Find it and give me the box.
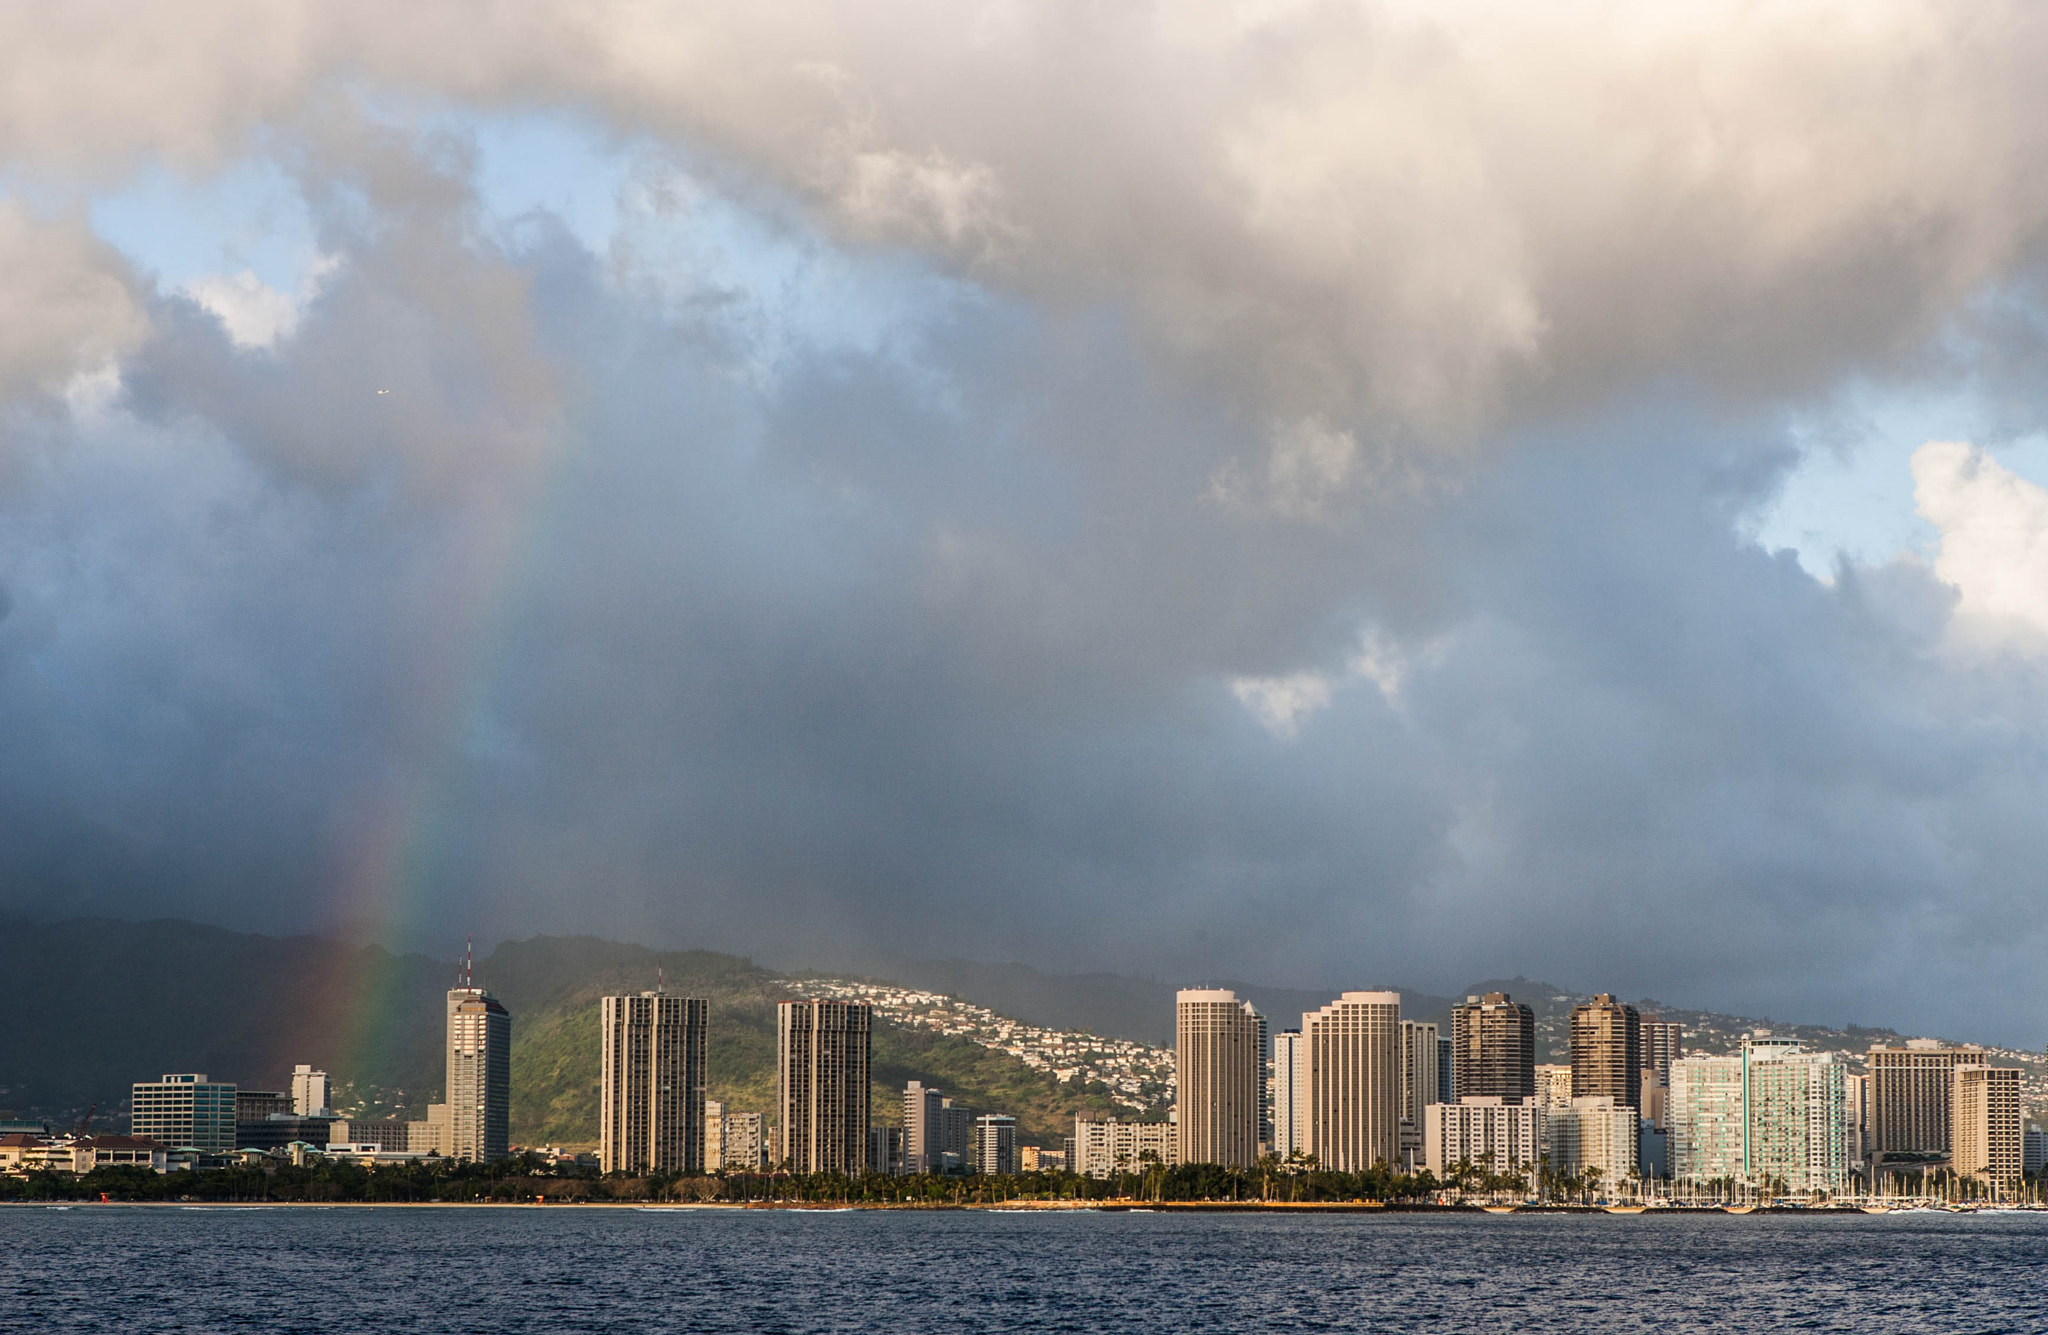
[0,1150,1578,1206]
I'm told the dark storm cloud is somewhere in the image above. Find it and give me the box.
[5,131,2048,1049]
[9,7,2048,1042]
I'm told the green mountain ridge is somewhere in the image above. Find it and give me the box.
[6,917,2038,1148]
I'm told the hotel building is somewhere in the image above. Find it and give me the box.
[1302,991,1402,1172]
[1270,1029,1305,1160]
[1952,1064,2022,1185]
[599,990,709,1175]
[1867,1040,1986,1162]
[1175,989,1265,1169]
[1550,1095,1640,1186]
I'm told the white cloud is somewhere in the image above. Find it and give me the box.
[1230,629,1416,736]
[180,270,304,349]
[1231,670,1333,737]
[1913,439,2048,643]
[5,2,2048,444]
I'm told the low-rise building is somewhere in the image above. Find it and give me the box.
[1019,1145,1066,1172]
[407,1104,451,1157]
[328,1119,409,1152]
[1424,1097,1542,1186]
[75,1135,169,1173]
[1072,1116,1177,1178]
[868,1124,905,1175]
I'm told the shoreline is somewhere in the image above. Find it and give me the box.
[4,1198,2024,1215]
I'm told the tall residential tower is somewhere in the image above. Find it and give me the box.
[599,990,709,1175]
[777,999,871,1173]
[1452,993,1536,1102]
[1570,994,1642,1110]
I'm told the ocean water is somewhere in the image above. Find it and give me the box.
[3,1206,2046,1333]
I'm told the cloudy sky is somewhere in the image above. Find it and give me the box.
[5,1,2048,1041]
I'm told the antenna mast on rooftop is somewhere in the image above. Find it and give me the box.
[463,934,473,989]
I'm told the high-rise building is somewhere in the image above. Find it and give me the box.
[1424,1097,1543,1182]
[1452,993,1536,1102]
[1644,1021,1684,1088]
[1952,1065,2022,1185]
[1302,991,1402,1172]
[291,1065,332,1117]
[2024,1125,2048,1177]
[777,999,870,1173]
[1550,1095,1639,1188]
[1399,1021,1440,1171]
[1669,1054,1744,1183]
[972,1114,1019,1176]
[599,990,709,1175]
[131,1074,237,1153]
[1532,1063,1574,1153]
[1570,994,1641,1110]
[1868,1040,1985,1159]
[1175,989,1264,1169]
[1438,1037,1454,1103]
[1844,1073,1869,1169]
[1740,1036,1848,1195]
[902,1081,974,1174]
[446,983,512,1163]
[1400,1020,1441,1124]
[1270,1029,1305,1160]
[1071,1116,1177,1178]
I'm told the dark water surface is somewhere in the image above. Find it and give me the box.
[4,1205,2046,1332]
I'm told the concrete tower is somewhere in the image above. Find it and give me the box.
[777,1000,871,1173]
[599,989,709,1175]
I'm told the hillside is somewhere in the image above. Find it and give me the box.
[7,917,2043,1147]
[0,920,1146,1148]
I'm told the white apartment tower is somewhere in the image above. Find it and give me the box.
[1424,1097,1543,1181]
[1670,1054,1745,1183]
[290,1065,331,1117]
[1175,989,1265,1169]
[599,990,709,1175]
[1270,1029,1305,1160]
[1302,992,1402,1172]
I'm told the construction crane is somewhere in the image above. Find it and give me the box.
[73,1103,95,1138]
